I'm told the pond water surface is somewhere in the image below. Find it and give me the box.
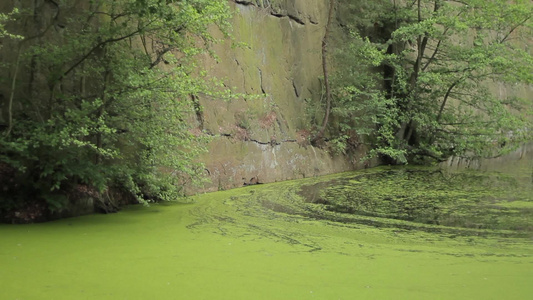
[1,162,532,299]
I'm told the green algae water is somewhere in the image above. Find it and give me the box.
[1,165,532,299]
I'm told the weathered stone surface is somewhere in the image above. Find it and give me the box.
[195,0,371,192]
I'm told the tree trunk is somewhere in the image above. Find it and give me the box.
[311,0,335,145]
[5,48,21,137]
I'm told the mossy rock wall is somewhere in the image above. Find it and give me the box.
[195,0,370,191]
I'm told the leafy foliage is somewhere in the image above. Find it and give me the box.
[333,0,533,163]
[0,10,22,44]
[0,0,232,216]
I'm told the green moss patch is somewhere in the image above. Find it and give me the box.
[1,166,532,299]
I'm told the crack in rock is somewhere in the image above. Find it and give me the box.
[235,58,247,93]
[308,17,318,25]
[258,67,266,94]
[292,79,300,98]
[234,0,255,6]
[214,132,296,146]
[270,12,305,25]
[234,0,307,25]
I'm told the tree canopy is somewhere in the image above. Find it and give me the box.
[332,0,533,163]
[0,0,232,220]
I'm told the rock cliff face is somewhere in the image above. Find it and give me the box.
[194,0,368,192]
[2,0,527,196]
[0,0,369,197]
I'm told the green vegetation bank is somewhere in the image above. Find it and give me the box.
[1,0,532,222]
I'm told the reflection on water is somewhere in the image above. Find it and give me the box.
[292,144,532,239]
[443,142,533,182]
[297,167,532,236]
